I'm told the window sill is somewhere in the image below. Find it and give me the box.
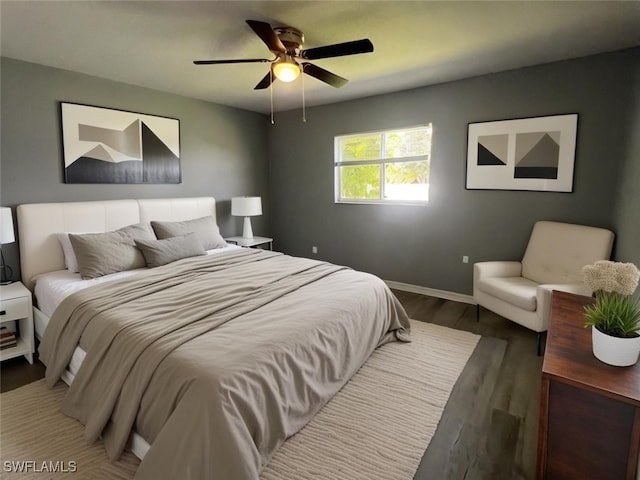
[335,200,429,207]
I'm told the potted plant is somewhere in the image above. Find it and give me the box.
[583,260,640,366]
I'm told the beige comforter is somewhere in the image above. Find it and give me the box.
[39,248,410,479]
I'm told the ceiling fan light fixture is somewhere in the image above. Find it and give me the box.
[273,57,300,83]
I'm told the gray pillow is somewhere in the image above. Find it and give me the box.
[135,233,206,268]
[69,223,156,279]
[151,216,226,250]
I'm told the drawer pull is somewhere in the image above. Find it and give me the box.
[0,310,5,315]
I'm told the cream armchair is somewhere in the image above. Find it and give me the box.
[474,221,614,355]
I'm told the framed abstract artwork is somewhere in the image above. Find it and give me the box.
[61,102,181,184]
[466,114,578,192]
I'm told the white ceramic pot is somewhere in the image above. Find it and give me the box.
[592,326,640,367]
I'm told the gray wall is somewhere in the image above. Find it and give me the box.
[613,52,640,267]
[268,48,639,295]
[0,57,269,279]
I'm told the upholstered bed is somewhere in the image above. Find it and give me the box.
[17,197,410,480]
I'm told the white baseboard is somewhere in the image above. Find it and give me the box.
[384,280,476,305]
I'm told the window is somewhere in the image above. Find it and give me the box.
[334,125,432,204]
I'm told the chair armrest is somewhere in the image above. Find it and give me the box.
[536,283,592,330]
[474,261,522,280]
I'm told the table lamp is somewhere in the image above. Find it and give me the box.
[231,197,262,239]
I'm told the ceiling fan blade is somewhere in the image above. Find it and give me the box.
[300,39,373,60]
[246,20,286,54]
[194,59,271,65]
[254,71,274,90]
[302,63,348,88]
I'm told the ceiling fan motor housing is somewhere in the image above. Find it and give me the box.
[274,26,304,52]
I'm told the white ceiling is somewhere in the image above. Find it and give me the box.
[1,1,639,114]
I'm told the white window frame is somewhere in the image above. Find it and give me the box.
[334,124,432,206]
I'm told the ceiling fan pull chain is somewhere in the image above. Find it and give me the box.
[269,68,275,125]
[302,65,306,123]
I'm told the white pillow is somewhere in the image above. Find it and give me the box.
[56,232,83,273]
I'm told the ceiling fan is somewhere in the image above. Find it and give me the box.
[194,20,374,90]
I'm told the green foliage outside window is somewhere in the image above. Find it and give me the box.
[385,161,429,185]
[340,165,380,199]
[341,134,381,161]
[384,130,431,158]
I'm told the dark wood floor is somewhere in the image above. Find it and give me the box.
[394,291,543,480]
[0,353,46,393]
[0,290,543,480]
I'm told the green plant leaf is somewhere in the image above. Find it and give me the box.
[583,291,640,338]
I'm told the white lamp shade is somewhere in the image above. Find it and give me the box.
[273,59,300,83]
[231,197,262,217]
[0,207,15,244]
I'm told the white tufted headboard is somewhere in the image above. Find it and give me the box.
[17,197,217,290]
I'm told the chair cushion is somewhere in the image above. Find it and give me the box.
[476,276,538,311]
[522,221,614,284]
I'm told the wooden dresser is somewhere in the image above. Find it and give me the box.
[537,290,640,480]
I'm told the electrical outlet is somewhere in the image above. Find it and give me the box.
[462,256,469,264]
[312,246,318,254]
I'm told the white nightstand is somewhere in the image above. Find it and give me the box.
[0,282,35,364]
[225,236,273,250]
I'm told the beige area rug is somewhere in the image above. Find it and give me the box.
[0,321,479,479]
